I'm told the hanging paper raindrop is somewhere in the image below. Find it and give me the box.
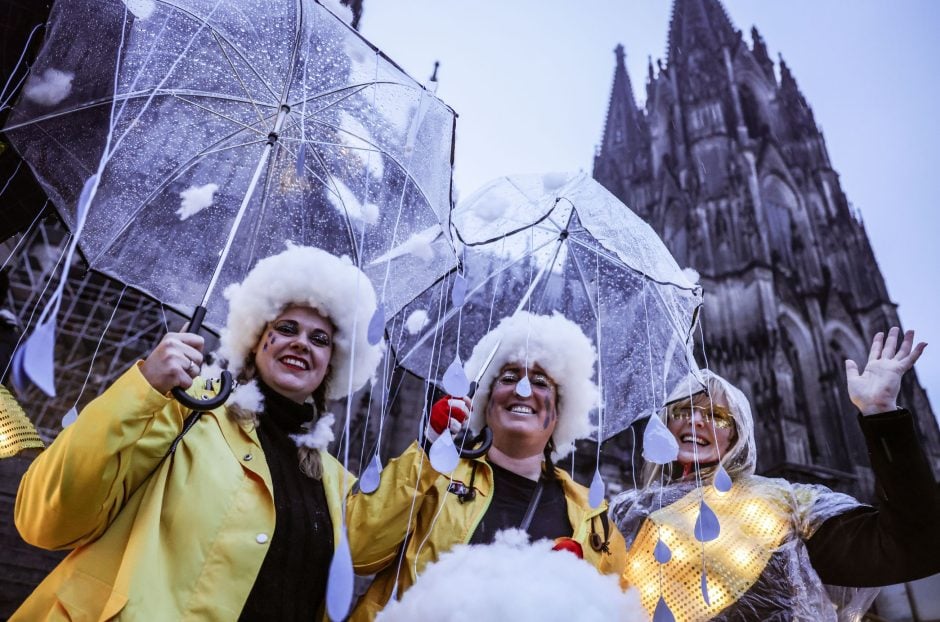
[514,374,532,397]
[588,468,605,508]
[62,407,78,428]
[451,273,467,307]
[654,538,672,564]
[714,464,733,493]
[642,413,678,464]
[429,427,459,474]
[653,596,675,622]
[326,528,354,621]
[694,500,720,542]
[359,453,383,494]
[442,356,469,398]
[701,568,711,605]
[367,303,385,346]
[23,317,58,397]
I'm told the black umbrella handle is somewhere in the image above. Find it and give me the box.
[456,426,493,460]
[170,305,233,411]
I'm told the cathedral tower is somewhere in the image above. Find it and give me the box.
[593,0,940,497]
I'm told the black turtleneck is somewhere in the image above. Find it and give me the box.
[239,381,334,621]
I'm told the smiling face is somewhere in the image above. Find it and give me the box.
[485,363,559,457]
[252,305,334,403]
[667,391,736,467]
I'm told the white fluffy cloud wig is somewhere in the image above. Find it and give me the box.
[217,244,384,401]
[465,311,598,459]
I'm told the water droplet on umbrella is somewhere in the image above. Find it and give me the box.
[61,407,78,428]
[367,304,385,345]
[643,413,678,464]
[654,538,672,563]
[326,529,354,621]
[359,454,382,493]
[701,569,711,605]
[653,596,675,622]
[694,500,720,542]
[451,273,467,307]
[514,375,532,397]
[588,468,605,508]
[429,428,459,474]
[714,465,732,493]
[442,356,469,398]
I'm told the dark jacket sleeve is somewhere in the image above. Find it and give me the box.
[806,408,940,586]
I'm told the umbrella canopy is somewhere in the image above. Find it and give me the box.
[4,0,457,330]
[391,172,703,442]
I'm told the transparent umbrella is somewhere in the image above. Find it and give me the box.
[389,172,703,473]
[3,0,457,409]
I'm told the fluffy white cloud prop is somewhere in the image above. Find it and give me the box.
[123,0,155,19]
[319,0,354,25]
[177,183,218,221]
[377,530,644,622]
[24,68,73,106]
[218,244,384,400]
[404,309,430,335]
[465,311,598,460]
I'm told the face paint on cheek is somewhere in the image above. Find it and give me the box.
[542,397,557,430]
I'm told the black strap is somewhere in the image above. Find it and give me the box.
[165,410,204,458]
[518,478,545,533]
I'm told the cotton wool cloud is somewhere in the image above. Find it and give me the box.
[24,68,74,106]
[177,183,219,221]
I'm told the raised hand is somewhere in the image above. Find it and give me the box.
[140,331,205,395]
[845,327,926,416]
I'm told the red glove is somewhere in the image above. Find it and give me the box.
[552,537,584,559]
[428,395,470,441]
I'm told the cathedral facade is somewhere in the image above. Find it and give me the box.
[592,0,940,499]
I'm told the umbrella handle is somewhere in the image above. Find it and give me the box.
[456,426,493,460]
[170,305,234,411]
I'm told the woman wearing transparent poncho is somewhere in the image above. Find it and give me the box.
[610,327,940,621]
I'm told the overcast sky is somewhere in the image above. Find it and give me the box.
[358,1,940,420]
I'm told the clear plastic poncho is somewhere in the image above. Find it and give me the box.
[610,370,878,621]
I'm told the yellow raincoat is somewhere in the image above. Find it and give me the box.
[346,443,627,621]
[13,364,352,621]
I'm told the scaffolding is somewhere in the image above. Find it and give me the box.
[2,215,184,435]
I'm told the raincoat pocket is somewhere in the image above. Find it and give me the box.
[54,570,127,622]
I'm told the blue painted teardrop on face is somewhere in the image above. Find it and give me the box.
[654,538,672,563]
[694,500,721,542]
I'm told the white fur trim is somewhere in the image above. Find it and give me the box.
[217,244,384,400]
[376,528,645,622]
[465,311,598,460]
[227,379,264,413]
[291,412,336,451]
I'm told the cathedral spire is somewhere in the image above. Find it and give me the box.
[666,0,738,67]
[599,44,646,158]
[750,26,775,82]
[778,55,819,139]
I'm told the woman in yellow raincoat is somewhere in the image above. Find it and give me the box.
[13,245,384,621]
[347,311,626,621]
[612,327,940,621]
